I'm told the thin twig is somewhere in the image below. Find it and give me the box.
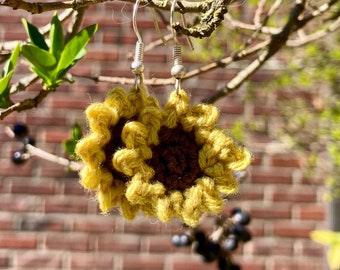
[202,0,307,104]
[0,89,52,120]
[0,0,217,14]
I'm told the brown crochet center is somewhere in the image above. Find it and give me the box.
[101,119,128,182]
[148,124,202,191]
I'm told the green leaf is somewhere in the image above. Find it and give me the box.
[2,42,20,77]
[56,48,87,78]
[0,71,14,108]
[63,123,83,157]
[56,24,98,73]
[50,13,64,60]
[71,123,82,141]
[22,18,49,50]
[30,65,52,87]
[22,44,57,69]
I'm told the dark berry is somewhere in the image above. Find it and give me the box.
[22,136,36,146]
[179,234,192,246]
[172,234,192,247]
[230,263,241,270]
[171,234,182,246]
[11,151,28,165]
[232,211,251,226]
[13,123,29,139]
[222,235,238,251]
[194,230,206,244]
[231,207,242,216]
[230,225,252,242]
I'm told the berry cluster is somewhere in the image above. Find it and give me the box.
[171,208,251,270]
[11,123,35,165]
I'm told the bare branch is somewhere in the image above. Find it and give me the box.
[0,89,52,120]
[203,0,307,103]
[0,0,218,14]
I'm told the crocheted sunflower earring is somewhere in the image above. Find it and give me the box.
[76,1,251,227]
[75,0,160,219]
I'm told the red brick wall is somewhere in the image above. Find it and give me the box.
[0,3,327,270]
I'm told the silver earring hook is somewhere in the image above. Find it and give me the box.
[170,0,179,45]
[170,0,186,92]
[130,0,145,88]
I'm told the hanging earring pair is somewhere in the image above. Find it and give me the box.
[75,1,252,227]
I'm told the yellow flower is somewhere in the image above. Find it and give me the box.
[75,85,160,219]
[114,89,252,226]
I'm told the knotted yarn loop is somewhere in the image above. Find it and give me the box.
[101,118,131,182]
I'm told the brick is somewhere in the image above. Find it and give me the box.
[0,161,32,177]
[272,221,315,238]
[0,233,37,249]
[144,235,177,253]
[44,196,88,214]
[10,180,55,194]
[70,253,114,269]
[294,204,325,220]
[267,258,325,270]
[64,181,85,195]
[123,217,165,234]
[0,253,9,268]
[20,215,65,231]
[250,204,291,219]
[0,214,13,230]
[122,254,164,270]
[249,238,293,256]
[85,49,119,61]
[14,252,62,268]
[250,169,292,184]
[0,195,42,212]
[299,240,325,257]
[41,128,70,143]
[97,234,140,252]
[270,153,301,167]
[48,96,90,110]
[45,232,90,251]
[270,185,317,203]
[240,259,265,270]
[73,217,115,233]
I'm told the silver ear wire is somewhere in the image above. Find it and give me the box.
[130,0,145,88]
[170,0,186,92]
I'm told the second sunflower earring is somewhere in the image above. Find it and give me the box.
[75,0,161,219]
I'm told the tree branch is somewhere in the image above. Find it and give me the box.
[0,0,217,14]
[202,0,307,103]
[0,89,53,120]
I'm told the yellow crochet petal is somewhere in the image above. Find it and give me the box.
[182,186,204,227]
[79,166,102,190]
[227,147,252,171]
[122,121,148,148]
[196,177,223,212]
[138,106,162,145]
[126,175,166,205]
[86,103,119,134]
[113,149,143,176]
[163,89,189,128]
[214,175,238,194]
[198,144,219,170]
[181,104,219,131]
[156,191,184,222]
[104,87,130,116]
[75,134,106,166]
[120,197,140,220]
[97,187,122,213]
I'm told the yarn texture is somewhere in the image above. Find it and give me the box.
[76,86,251,227]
